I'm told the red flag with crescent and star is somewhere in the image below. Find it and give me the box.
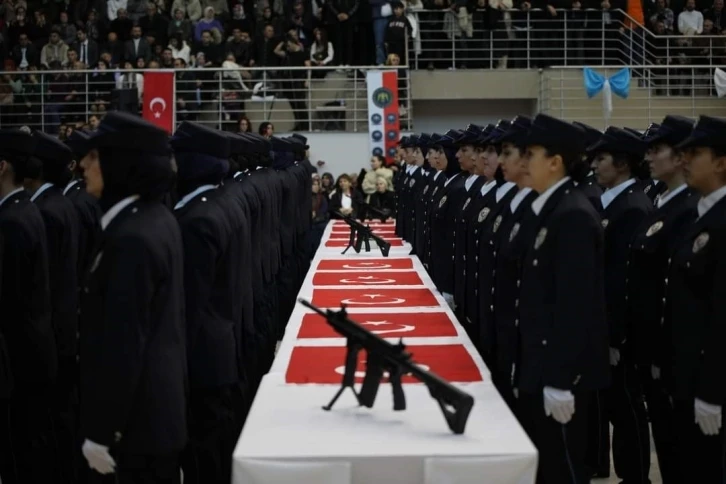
[142,71,174,132]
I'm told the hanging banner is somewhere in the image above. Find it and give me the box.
[366,70,401,165]
[142,70,175,133]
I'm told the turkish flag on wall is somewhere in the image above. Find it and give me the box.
[142,71,174,132]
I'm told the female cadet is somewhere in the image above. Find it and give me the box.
[517,114,610,484]
[585,127,653,483]
[405,135,429,249]
[416,135,449,269]
[424,132,462,273]
[572,121,604,211]
[667,115,726,482]
[626,115,697,484]
[451,125,489,325]
[430,126,479,308]
[410,134,433,256]
[79,112,187,483]
[490,115,539,413]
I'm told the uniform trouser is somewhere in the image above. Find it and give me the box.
[252,288,276,387]
[276,255,298,339]
[181,384,240,484]
[492,368,518,417]
[673,399,726,484]
[88,453,181,484]
[518,390,590,484]
[641,368,678,484]
[53,355,80,484]
[585,359,651,483]
[0,387,57,484]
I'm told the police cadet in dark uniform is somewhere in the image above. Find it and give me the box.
[666,115,726,482]
[413,134,441,261]
[627,115,697,484]
[452,125,489,331]
[572,122,604,211]
[626,124,668,204]
[287,134,315,289]
[393,136,410,238]
[0,129,58,484]
[170,122,243,484]
[25,130,82,484]
[397,135,418,241]
[490,116,538,413]
[406,134,430,253]
[430,126,477,308]
[78,112,186,484]
[585,126,653,483]
[65,130,103,282]
[517,114,609,484]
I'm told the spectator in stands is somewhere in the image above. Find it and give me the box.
[12,32,39,69]
[259,121,274,137]
[169,32,192,63]
[649,0,675,30]
[238,115,252,132]
[169,8,193,40]
[328,0,359,67]
[107,0,125,20]
[32,10,51,48]
[704,0,724,30]
[385,1,412,65]
[203,0,230,20]
[257,6,285,37]
[361,154,394,201]
[159,47,174,67]
[195,6,224,41]
[5,6,29,50]
[141,4,169,47]
[229,4,253,34]
[255,24,279,67]
[193,29,224,64]
[73,28,99,67]
[678,0,704,32]
[311,176,329,223]
[276,33,310,131]
[227,28,255,68]
[110,8,134,42]
[41,29,69,68]
[368,176,396,214]
[102,31,124,66]
[127,0,150,24]
[56,11,77,46]
[329,173,362,217]
[288,1,317,48]
[85,9,102,42]
[125,25,152,63]
[370,0,392,65]
[90,59,114,112]
[171,0,203,22]
[117,60,144,104]
[174,57,199,120]
[310,27,334,77]
[321,171,334,194]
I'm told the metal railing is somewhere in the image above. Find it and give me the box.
[0,66,412,133]
[539,64,726,128]
[413,8,726,69]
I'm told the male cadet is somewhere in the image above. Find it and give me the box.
[78,113,187,484]
[65,130,103,281]
[0,129,58,484]
[26,131,82,484]
[572,121,605,211]
[171,122,243,484]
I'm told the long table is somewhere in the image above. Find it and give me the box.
[232,220,538,484]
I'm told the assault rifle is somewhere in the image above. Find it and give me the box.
[299,299,475,435]
[336,211,391,257]
[358,201,391,223]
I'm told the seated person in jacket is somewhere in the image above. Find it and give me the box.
[368,176,396,217]
[329,173,362,218]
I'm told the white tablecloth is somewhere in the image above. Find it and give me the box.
[232,220,538,484]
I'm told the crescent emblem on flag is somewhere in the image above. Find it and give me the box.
[340,294,406,305]
[341,263,391,269]
[340,276,397,285]
[359,321,416,334]
[335,362,431,379]
[149,97,167,118]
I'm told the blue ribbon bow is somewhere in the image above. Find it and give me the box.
[583,67,631,121]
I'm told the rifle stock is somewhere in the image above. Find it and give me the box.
[298,299,475,434]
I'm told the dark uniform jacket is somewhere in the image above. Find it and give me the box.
[175,188,244,390]
[579,174,604,212]
[601,181,653,351]
[248,169,279,284]
[34,185,81,361]
[80,199,187,454]
[643,179,667,204]
[493,189,539,384]
[627,187,697,369]
[452,175,487,313]
[419,172,447,268]
[65,179,103,282]
[518,180,610,393]
[404,166,427,244]
[0,190,57,389]
[429,173,467,293]
[666,194,726,404]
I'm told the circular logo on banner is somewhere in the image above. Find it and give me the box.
[371,113,382,125]
[387,130,398,140]
[387,113,398,124]
[371,130,383,142]
[372,87,394,109]
[372,147,383,157]
[388,147,397,157]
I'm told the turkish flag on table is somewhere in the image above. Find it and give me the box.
[312,271,423,286]
[285,344,483,384]
[332,221,395,228]
[316,259,414,271]
[142,71,174,132]
[297,312,459,338]
[311,288,440,308]
[331,227,395,235]
[324,239,404,248]
[327,235,401,241]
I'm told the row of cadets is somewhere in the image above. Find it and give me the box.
[170,122,248,484]
[585,126,654,482]
[418,132,462,271]
[0,129,60,484]
[396,135,428,248]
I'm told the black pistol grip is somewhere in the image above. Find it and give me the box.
[389,367,406,411]
[358,364,384,408]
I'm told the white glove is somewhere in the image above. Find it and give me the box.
[695,399,722,436]
[82,439,116,475]
[651,365,661,381]
[609,347,620,366]
[543,386,575,424]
